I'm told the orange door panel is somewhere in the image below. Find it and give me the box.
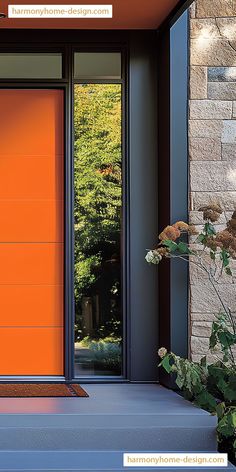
[0,89,64,376]
[0,285,63,327]
[0,243,63,285]
[0,200,63,243]
[0,156,63,200]
[0,328,64,376]
[0,90,64,156]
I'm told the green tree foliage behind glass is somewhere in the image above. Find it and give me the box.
[74,84,122,341]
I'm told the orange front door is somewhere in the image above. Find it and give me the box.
[0,89,64,375]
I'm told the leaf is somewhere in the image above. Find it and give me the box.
[177,242,191,254]
[218,331,235,348]
[204,222,216,236]
[209,333,217,349]
[231,411,236,427]
[217,377,228,394]
[218,413,235,438]
[195,390,217,412]
[162,240,178,252]
[200,356,207,367]
[216,402,226,420]
[224,388,236,402]
[175,373,185,389]
[220,249,230,268]
[225,267,232,276]
[197,234,207,244]
[161,355,172,374]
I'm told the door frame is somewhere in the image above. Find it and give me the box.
[0,27,188,383]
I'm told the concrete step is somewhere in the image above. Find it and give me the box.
[0,425,217,451]
[0,451,234,471]
[0,385,220,467]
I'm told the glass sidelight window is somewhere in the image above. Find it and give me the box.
[73,58,123,377]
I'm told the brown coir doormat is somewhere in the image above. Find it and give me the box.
[0,383,89,397]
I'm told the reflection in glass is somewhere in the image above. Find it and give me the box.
[74,84,122,376]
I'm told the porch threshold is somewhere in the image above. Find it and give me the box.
[0,383,230,471]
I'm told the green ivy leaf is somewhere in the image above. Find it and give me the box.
[204,222,216,236]
[195,390,217,412]
[209,333,217,349]
[224,388,236,402]
[220,249,230,268]
[175,373,185,389]
[177,242,191,255]
[218,413,235,438]
[197,234,207,244]
[162,240,178,252]
[217,377,228,394]
[161,355,172,374]
[216,402,226,420]
[231,411,236,427]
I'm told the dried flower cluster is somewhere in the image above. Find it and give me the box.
[199,204,223,223]
[202,205,236,258]
[159,221,196,242]
[146,203,236,266]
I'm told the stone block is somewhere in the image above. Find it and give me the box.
[189,100,232,120]
[189,120,223,138]
[222,120,236,143]
[191,313,217,321]
[216,18,236,41]
[190,66,207,99]
[191,352,221,363]
[222,144,236,160]
[190,161,236,192]
[190,39,236,67]
[190,19,221,40]
[189,210,226,225]
[208,67,236,82]
[191,336,209,356]
[190,281,236,313]
[189,137,221,161]
[196,0,234,18]
[189,2,196,18]
[192,191,236,211]
[191,354,204,362]
[208,82,236,100]
[192,322,212,337]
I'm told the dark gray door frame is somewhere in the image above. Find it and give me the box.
[158,10,189,385]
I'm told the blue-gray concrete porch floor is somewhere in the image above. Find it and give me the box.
[0,383,233,471]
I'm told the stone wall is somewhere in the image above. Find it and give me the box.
[189,0,236,361]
